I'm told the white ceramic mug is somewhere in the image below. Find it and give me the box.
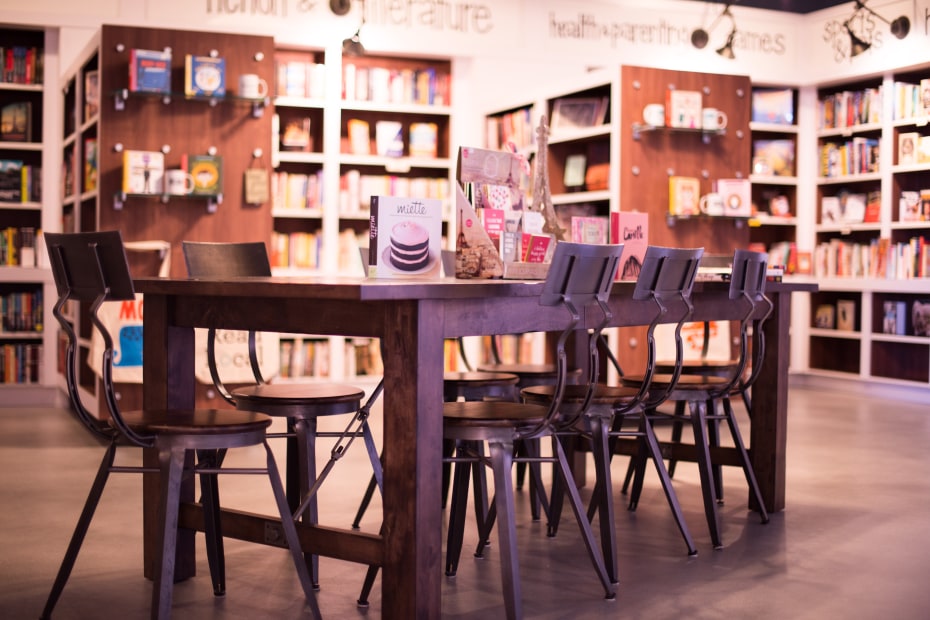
[165,169,195,195]
[642,103,665,127]
[238,73,268,99]
[699,192,725,216]
[702,108,728,130]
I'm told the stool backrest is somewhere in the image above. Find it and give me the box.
[526,242,623,437]
[45,230,153,447]
[182,241,273,403]
[629,246,705,409]
[723,248,773,396]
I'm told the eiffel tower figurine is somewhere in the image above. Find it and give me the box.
[531,115,567,241]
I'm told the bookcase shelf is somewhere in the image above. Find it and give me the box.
[0,26,59,401]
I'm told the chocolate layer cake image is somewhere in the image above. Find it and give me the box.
[389,220,431,271]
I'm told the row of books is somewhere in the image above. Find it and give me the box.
[1,101,32,142]
[271,170,323,212]
[274,59,326,99]
[814,300,857,331]
[820,191,881,225]
[0,343,42,384]
[1,46,42,85]
[812,236,930,280]
[891,79,930,121]
[881,300,930,336]
[271,228,368,273]
[278,336,384,379]
[342,63,451,106]
[819,138,880,178]
[486,107,534,151]
[900,191,930,222]
[339,170,450,216]
[0,160,41,203]
[0,227,39,267]
[1,289,43,332]
[344,118,439,158]
[818,86,882,130]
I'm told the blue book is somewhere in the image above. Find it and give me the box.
[129,48,171,94]
[184,54,226,97]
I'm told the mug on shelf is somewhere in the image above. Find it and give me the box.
[642,103,665,127]
[165,169,195,196]
[699,192,725,216]
[238,73,268,99]
[702,107,728,130]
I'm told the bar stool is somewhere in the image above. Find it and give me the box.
[521,246,705,581]
[182,240,383,588]
[41,231,320,620]
[621,249,773,549]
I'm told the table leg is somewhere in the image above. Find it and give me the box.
[142,294,197,581]
[749,290,790,513]
[379,300,444,618]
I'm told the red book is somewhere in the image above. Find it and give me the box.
[523,234,551,263]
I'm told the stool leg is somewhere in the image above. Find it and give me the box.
[197,449,226,596]
[689,399,723,549]
[445,441,473,576]
[722,397,769,524]
[667,400,686,478]
[153,447,185,620]
[294,418,320,589]
[706,398,725,504]
[488,438,522,620]
[41,442,116,620]
[588,414,618,583]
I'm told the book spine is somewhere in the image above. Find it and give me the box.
[369,195,379,273]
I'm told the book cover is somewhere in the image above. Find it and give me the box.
[715,178,752,216]
[751,88,794,125]
[409,122,438,158]
[570,216,607,244]
[668,176,700,216]
[129,48,171,94]
[368,195,442,279]
[821,196,841,223]
[478,207,505,241]
[610,211,648,281]
[187,154,223,196]
[84,70,99,120]
[863,191,881,223]
[666,89,702,129]
[0,159,23,202]
[280,117,312,151]
[375,120,404,157]
[184,54,226,97]
[523,234,552,263]
[455,182,504,279]
[883,301,908,335]
[83,138,98,192]
[917,136,930,164]
[0,101,31,142]
[921,79,930,116]
[840,191,866,224]
[900,191,921,222]
[347,119,371,155]
[898,131,919,166]
[814,304,835,329]
[752,139,795,176]
[836,299,856,331]
[122,149,164,195]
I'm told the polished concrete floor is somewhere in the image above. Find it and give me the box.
[1,382,929,619]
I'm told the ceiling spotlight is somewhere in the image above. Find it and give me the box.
[845,0,911,59]
[691,3,737,59]
[342,28,365,56]
[716,29,737,59]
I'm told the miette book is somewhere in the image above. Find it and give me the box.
[368,195,443,279]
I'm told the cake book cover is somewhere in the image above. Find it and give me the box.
[184,54,226,97]
[122,149,164,195]
[668,176,700,216]
[129,48,171,94]
[610,211,648,281]
[187,154,223,196]
[368,195,443,279]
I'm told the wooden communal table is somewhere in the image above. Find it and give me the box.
[135,275,814,619]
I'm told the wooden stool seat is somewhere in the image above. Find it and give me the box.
[231,383,365,414]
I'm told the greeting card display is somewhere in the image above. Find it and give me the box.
[368,195,443,279]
